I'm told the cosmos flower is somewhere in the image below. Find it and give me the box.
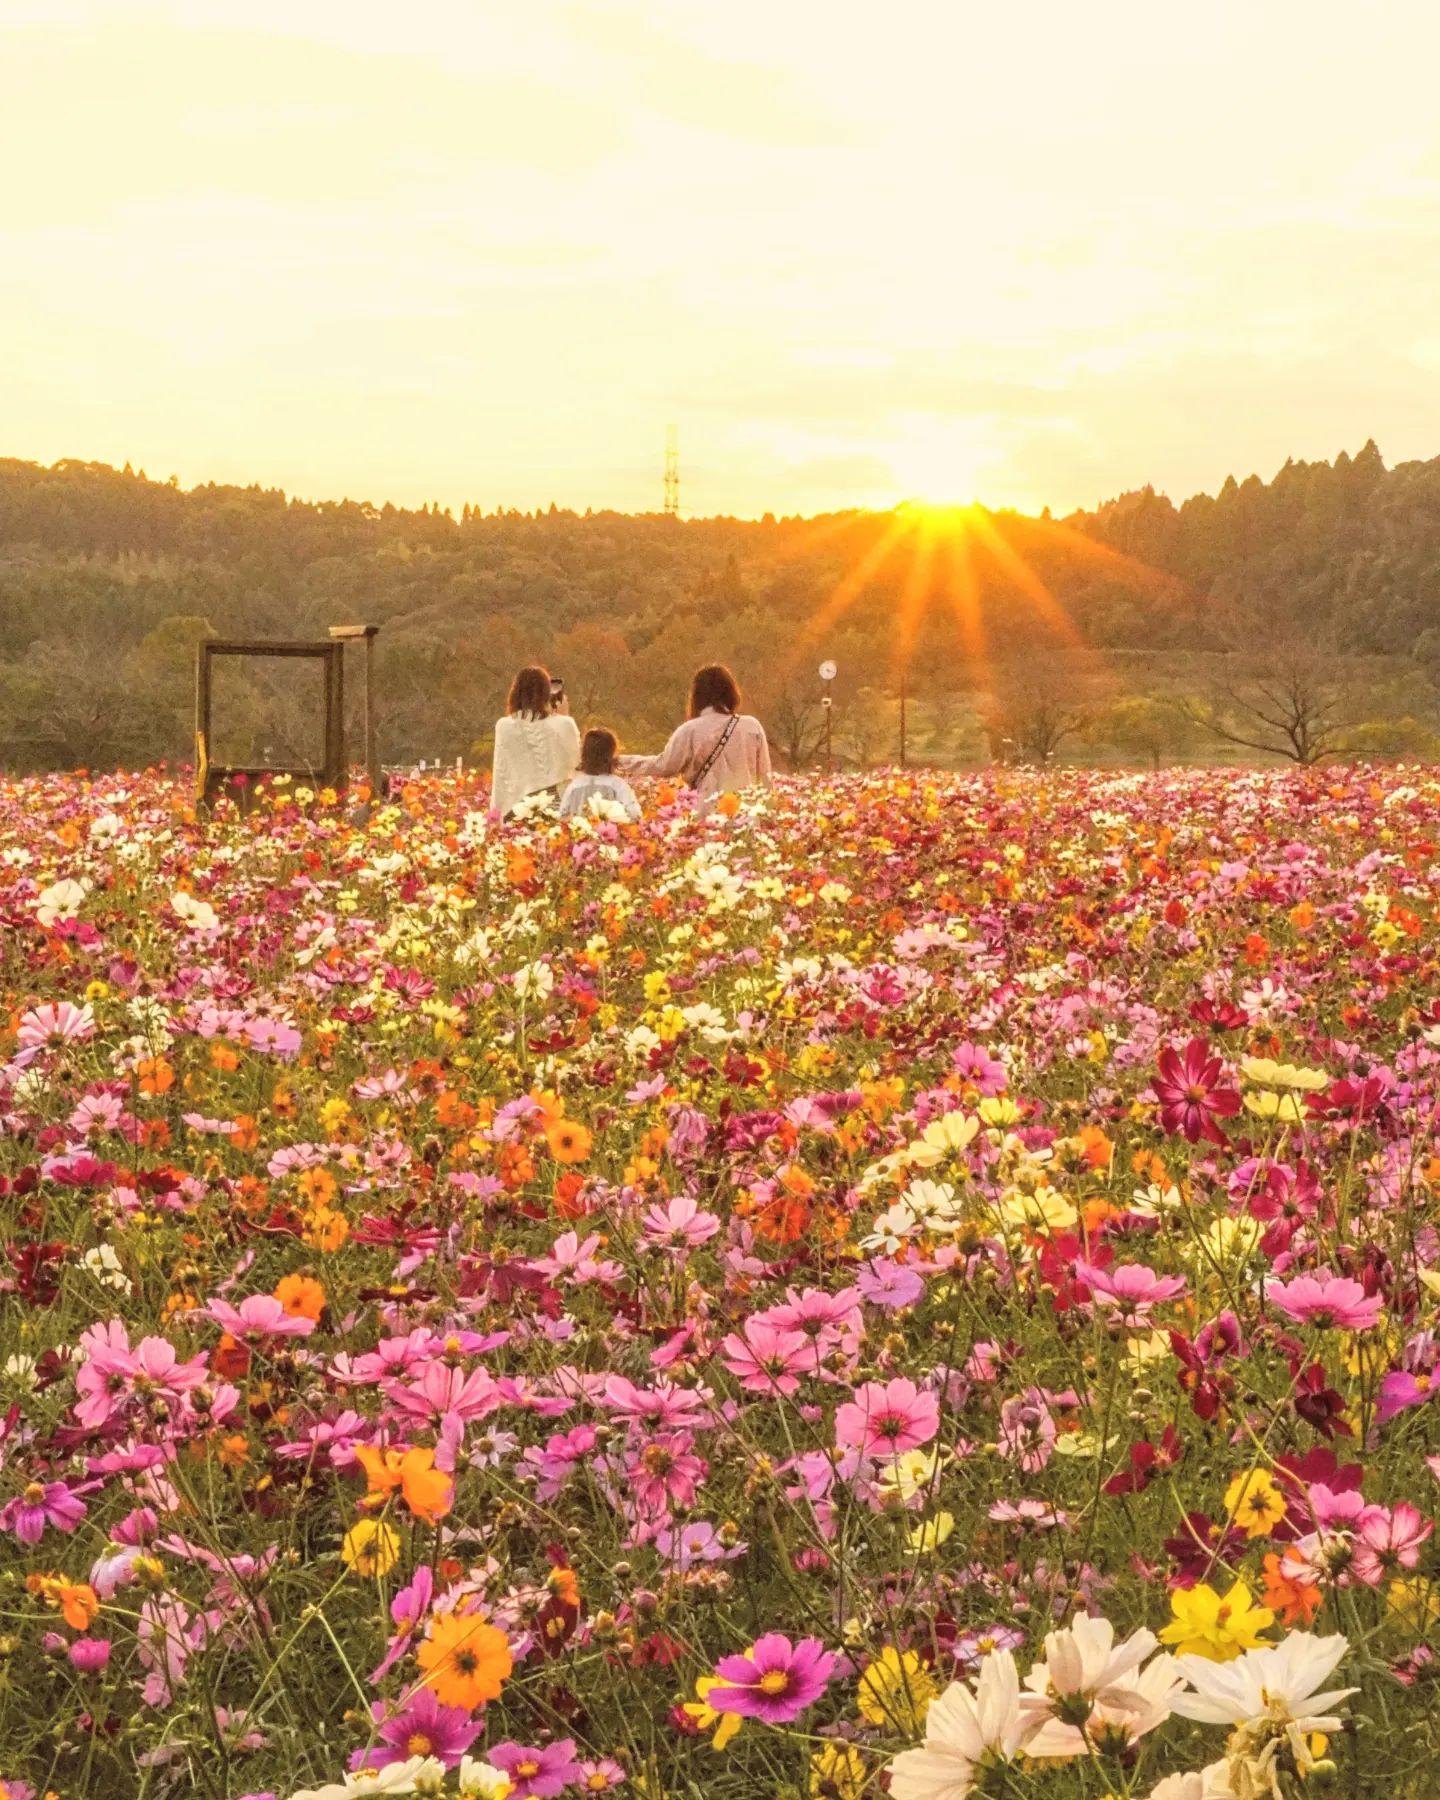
[1265,1274,1382,1331]
[708,1634,837,1723]
[886,1648,1027,1800]
[835,1378,940,1459]
[1152,1039,1241,1145]
[349,1689,480,1772]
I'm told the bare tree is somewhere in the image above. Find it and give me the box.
[1183,630,1356,765]
[982,655,1103,765]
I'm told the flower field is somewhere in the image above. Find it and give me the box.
[6,765,1440,1799]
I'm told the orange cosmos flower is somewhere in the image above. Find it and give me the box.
[545,1119,593,1165]
[355,1444,453,1525]
[31,1577,100,1632]
[1262,1552,1323,1626]
[417,1611,512,1710]
[303,1206,350,1253]
[273,1274,326,1323]
[297,1166,338,1208]
[136,1057,174,1096]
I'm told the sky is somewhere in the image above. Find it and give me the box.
[4,0,1440,520]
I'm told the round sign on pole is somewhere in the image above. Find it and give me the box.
[818,659,837,682]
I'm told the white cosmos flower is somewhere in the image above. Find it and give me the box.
[1173,1632,1354,1799]
[512,961,554,1001]
[1171,1632,1354,1729]
[887,1647,1026,1799]
[171,890,219,932]
[35,877,90,927]
[1021,1612,1159,1720]
[861,1199,924,1254]
[1024,1644,1182,1760]
[1146,1770,1235,1800]
[457,1758,514,1797]
[289,1753,445,1798]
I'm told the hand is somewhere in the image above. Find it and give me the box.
[553,693,571,717]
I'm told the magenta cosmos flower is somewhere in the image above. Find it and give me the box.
[489,1739,582,1799]
[1,1480,87,1546]
[708,1633,837,1723]
[350,1688,479,1771]
[1152,1037,1241,1144]
[835,1377,939,1458]
[1266,1273,1383,1331]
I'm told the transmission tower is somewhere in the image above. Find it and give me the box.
[663,423,680,516]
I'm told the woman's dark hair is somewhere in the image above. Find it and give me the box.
[581,727,618,775]
[688,663,740,719]
[507,665,552,719]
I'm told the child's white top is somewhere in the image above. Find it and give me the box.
[559,772,642,821]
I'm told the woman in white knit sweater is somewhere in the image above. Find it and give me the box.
[490,665,580,820]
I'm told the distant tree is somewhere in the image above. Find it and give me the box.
[1343,716,1440,762]
[1089,694,1193,768]
[982,656,1104,765]
[1183,632,1357,765]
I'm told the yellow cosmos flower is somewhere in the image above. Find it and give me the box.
[1239,1057,1330,1091]
[682,1675,743,1750]
[857,1646,937,1730]
[996,1186,1077,1232]
[341,1518,401,1578]
[1223,1467,1288,1539]
[810,1741,868,1798]
[1158,1580,1275,1661]
[1243,1091,1307,1122]
[906,1511,955,1554]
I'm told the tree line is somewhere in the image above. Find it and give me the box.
[2,441,1439,773]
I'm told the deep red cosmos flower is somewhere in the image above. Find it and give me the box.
[1152,1037,1241,1145]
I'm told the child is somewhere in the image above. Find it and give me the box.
[559,728,642,822]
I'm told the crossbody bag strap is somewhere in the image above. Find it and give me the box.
[689,713,739,789]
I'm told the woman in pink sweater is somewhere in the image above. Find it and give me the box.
[620,664,772,803]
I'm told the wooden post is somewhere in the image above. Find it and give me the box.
[328,625,381,799]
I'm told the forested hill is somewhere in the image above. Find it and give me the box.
[2,440,1439,771]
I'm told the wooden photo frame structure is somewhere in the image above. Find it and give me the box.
[195,637,346,811]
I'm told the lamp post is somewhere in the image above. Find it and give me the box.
[818,659,836,773]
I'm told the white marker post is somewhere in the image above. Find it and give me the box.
[819,660,837,773]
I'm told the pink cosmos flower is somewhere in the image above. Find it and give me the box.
[73,1326,209,1428]
[719,1321,813,1396]
[204,1296,315,1340]
[624,1431,707,1517]
[1351,1503,1433,1586]
[997,1388,1057,1473]
[1,1479,87,1545]
[17,1000,95,1050]
[641,1194,721,1251]
[835,1378,939,1459]
[1076,1259,1186,1322]
[576,1759,626,1791]
[389,1363,501,1425]
[1266,1273,1382,1331]
[68,1637,111,1674]
[490,1739,582,1799]
[709,1633,837,1723]
[368,1565,434,1685]
[350,1688,479,1771]
[1377,1368,1439,1424]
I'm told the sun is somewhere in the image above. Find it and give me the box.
[896,499,985,533]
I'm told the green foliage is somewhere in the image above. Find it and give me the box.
[3,442,1440,771]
